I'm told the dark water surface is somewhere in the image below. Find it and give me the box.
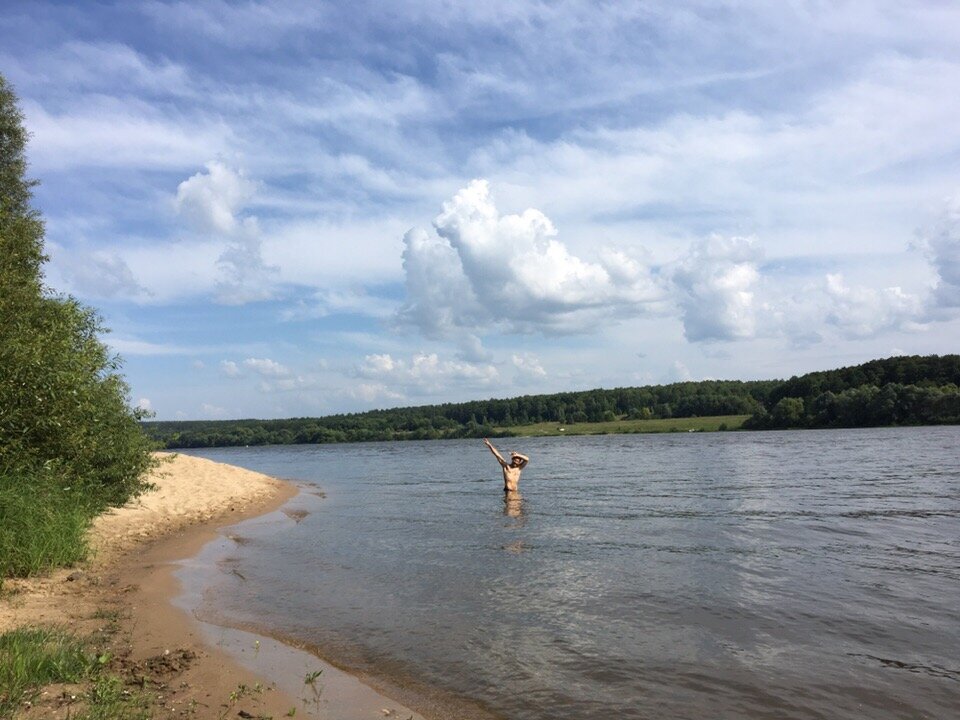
[184,428,960,719]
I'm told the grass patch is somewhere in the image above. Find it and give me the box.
[0,626,95,717]
[0,470,92,581]
[508,414,750,437]
[74,675,150,720]
[0,627,150,720]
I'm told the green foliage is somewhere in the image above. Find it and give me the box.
[744,356,960,430]
[0,292,155,508]
[0,469,91,578]
[0,77,45,292]
[770,397,806,428]
[0,73,156,581]
[0,626,95,717]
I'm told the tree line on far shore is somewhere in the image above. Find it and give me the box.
[743,355,960,429]
[143,354,960,449]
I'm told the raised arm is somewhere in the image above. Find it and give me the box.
[484,438,509,468]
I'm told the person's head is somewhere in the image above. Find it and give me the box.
[510,453,523,467]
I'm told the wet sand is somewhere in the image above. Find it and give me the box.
[0,452,427,719]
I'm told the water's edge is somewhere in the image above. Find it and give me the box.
[173,489,496,720]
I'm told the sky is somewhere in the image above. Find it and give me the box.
[3,0,960,420]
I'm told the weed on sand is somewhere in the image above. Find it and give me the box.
[74,674,150,720]
[0,626,94,716]
[0,626,153,720]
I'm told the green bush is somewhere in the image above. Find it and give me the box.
[0,293,156,509]
[0,469,92,578]
[0,74,156,582]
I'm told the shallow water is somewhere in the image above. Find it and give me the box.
[184,427,960,719]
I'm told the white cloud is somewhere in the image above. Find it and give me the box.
[176,161,256,234]
[667,360,693,383]
[215,218,279,305]
[397,225,483,337]
[107,336,192,356]
[256,375,318,393]
[923,192,960,314]
[139,1,328,48]
[398,180,664,336]
[220,360,242,378]
[55,247,149,300]
[672,235,762,342]
[467,54,960,267]
[22,98,228,171]
[512,352,547,381]
[823,273,925,338]
[281,287,397,321]
[18,41,193,96]
[172,161,279,305]
[136,397,153,412]
[355,351,499,395]
[349,382,405,404]
[242,357,290,377]
[200,402,229,419]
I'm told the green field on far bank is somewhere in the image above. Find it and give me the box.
[508,414,750,437]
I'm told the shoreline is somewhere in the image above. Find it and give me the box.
[0,453,428,719]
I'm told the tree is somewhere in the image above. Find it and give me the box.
[0,74,155,509]
[770,397,805,428]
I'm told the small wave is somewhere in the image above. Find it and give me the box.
[848,653,960,681]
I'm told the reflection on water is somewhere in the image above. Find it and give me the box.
[185,427,960,720]
[503,493,524,519]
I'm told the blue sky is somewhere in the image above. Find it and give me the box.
[4,1,960,419]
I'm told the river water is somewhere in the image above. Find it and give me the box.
[183,427,960,719]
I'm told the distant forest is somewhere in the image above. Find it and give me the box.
[142,355,960,449]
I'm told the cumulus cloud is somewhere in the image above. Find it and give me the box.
[242,357,291,377]
[136,397,153,412]
[512,352,547,382]
[923,192,960,314]
[215,218,279,305]
[671,235,762,342]
[397,225,484,337]
[350,382,405,404]
[256,375,318,393]
[823,273,924,338]
[355,351,499,395]
[175,161,279,305]
[176,161,256,234]
[397,180,664,336]
[220,360,242,378]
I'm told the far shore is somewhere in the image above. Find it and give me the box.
[0,453,428,720]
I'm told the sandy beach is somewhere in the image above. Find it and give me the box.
[0,453,425,719]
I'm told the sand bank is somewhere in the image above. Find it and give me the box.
[0,452,427,719]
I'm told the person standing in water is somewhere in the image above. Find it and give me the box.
[484,438,529,495]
